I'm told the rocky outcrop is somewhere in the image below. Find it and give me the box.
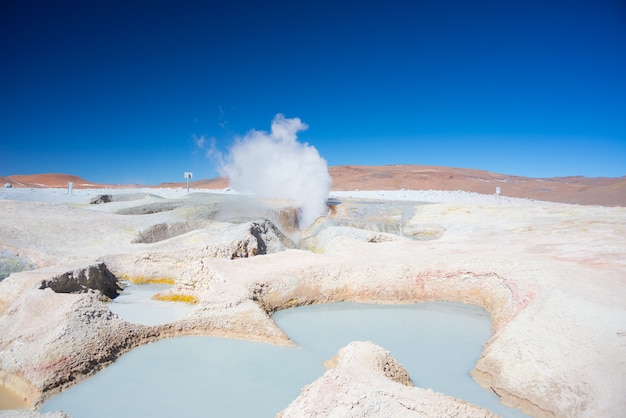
[89,194,112,204]
[132,221,202,243]
[38,263,122,299]
[278,341,497,417]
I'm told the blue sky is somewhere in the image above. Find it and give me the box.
[1,0,625,184]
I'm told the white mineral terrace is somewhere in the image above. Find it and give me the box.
[0,187,625,417]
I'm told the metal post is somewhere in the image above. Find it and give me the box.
[184,172,193,193]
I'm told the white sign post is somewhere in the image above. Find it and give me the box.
[184,172,193,193]
[495,186,501,200]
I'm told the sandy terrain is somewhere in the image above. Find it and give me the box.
[328,165,626,207]
[3,164,625,206]
[0,167,625,417]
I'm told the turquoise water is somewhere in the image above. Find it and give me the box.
[41,302,528,417]
[274,302,528,417]
[107,282,195,325]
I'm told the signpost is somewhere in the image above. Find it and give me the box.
[184,172,193,193]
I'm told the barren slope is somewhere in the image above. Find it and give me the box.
[329,165,626,206]
[4,165,625,206]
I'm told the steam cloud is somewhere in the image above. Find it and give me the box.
[221,114,332,228]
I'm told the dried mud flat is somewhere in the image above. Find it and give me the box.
[0,180,625,417]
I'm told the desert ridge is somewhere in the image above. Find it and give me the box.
[328,165,626,206]
[1,174,122,190]
[3,165,625,206]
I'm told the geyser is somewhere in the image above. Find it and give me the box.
[221,114,332,228]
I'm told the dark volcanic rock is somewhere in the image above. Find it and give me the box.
[39,263,122,299]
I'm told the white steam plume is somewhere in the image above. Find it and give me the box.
[221,114,332,228]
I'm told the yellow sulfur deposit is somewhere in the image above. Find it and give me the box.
[121,275,176,285]
[152,293,199,304]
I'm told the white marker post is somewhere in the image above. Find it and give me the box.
[67,181,73,195]
[495,186,501,201]
[184,172,193,193]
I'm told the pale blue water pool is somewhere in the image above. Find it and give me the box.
[107,282,195,325]
[41,302,528,417]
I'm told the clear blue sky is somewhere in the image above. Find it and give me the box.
[1,0,625,184]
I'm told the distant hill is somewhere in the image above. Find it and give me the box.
[3,174,102,189]
[328,165,626,206]
[158,177,229,189]
[3,166,625,206]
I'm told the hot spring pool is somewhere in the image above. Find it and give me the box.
[107,282,195,325]
[41,302,528,417]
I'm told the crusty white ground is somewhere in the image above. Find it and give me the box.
[1,187,625,418]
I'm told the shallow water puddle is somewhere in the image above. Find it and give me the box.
[42,302,529,417]
[108,282,194,325]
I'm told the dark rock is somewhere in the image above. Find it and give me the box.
[90,194,113,204]
[39,263,122,299]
